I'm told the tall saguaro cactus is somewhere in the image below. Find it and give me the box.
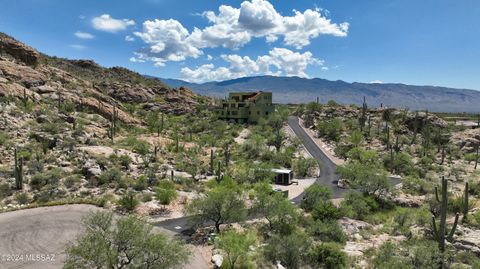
[210,149,214,175]
[461,182,469,223]
[359,96,367,132]
[432,176,459,252]
[14,148,24,190]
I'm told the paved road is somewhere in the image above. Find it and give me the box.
[287,116,402,203]
[0,205,208,269]
[288,116,347,201]
[156,116,347,234]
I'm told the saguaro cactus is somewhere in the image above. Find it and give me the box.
[432,176,459,252]
[157,112,164,137]
[216,161,223,183]
[224,143,230,168]
[22,88,27,108]
[359,96,367,132]
[463,182,469,222]
[210,149,214,175]
[14,148,24,190]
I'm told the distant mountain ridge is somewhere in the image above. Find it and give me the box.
[159,76,480,113]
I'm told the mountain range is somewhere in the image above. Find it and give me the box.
[160,76,480,113]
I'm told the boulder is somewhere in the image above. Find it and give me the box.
[211,254,223,268]
[393,193,424,208]
[82,160,102,179]
[338,217,372,236]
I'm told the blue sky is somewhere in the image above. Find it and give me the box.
[1,0,479,89]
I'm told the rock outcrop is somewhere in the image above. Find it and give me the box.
[0,33,39,65]
[0,32,200,125]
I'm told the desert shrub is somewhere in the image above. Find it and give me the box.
[292,157,317,178]
[373,240,444,269]
[402,175,431,195]
[134,175,148,191]
[30,168,63,190]
[464,153,479,164]
[98,168,123,186]
[340,191,379,220]
[0,183,12,200]
[316,119,343,142]
[0,132,9,146]
[118,154,132,169]
[300,184,332,212]
[312,200,342,221]
[96,193,116,207]
[15,192,30,204]
[120,136,150,155]
[64,174,81,189]
[308,220,347,244]
[308,243,347,269]
[263,230,310,269]
[155,180,177,205]
[118,191,139,212]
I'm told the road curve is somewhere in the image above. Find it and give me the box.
[0,205,208,269]
[288,116,347,201]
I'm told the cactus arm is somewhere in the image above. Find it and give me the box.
[431,215,439,238]
[435,186,440,203]
[447,213,460,242]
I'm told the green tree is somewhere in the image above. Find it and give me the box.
[186,179,247,232]
[264,230,310,269]
[292,157,317,178]
[252,182,300,235]
[216,230,256,269]
[317,119,343,142]
[312,200,342,221]
[64,211,189,269]
[300,184,332,212]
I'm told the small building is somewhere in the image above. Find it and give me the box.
[271,168,294,185]
[215,91,274,123]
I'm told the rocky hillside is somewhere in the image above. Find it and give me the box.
[0,32,200,122]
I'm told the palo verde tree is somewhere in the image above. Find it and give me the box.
[64,211,190,269]
[186,178,247,232]
[252,182,300,235]
[215,230,256,269]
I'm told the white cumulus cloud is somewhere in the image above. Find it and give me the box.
[181,47,322,83]
[74,31,94,39]
[133,0,348,65]
[125,35,135,42]
[92,14,135,33]
[132,19,203,66]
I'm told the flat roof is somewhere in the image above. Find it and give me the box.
[271,168,292,174]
